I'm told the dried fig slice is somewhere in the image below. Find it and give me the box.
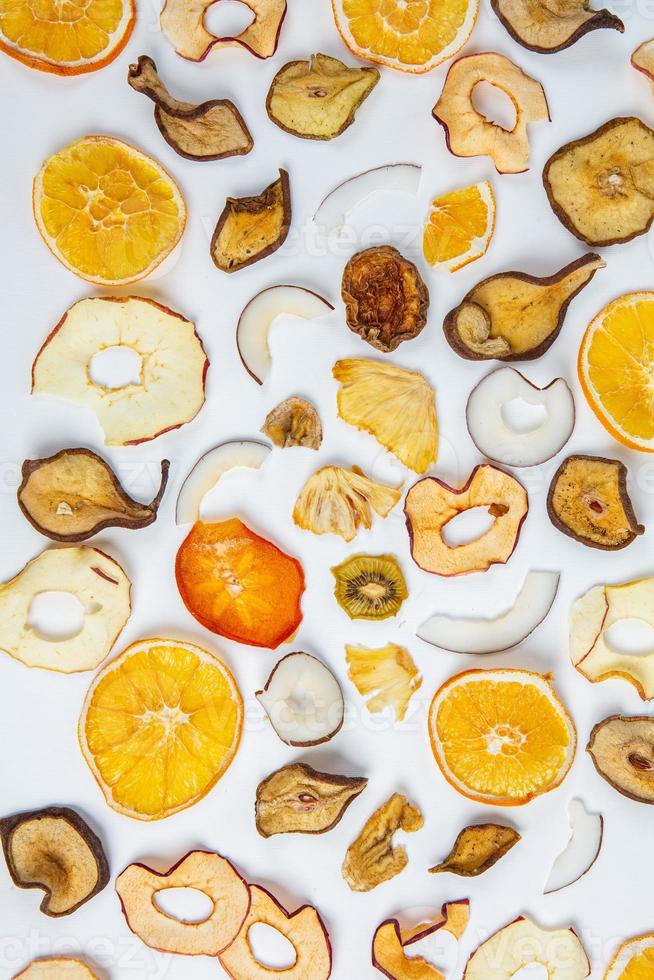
[255,763,367,837]
[433,52,549,174]
[547,455,643,550]
[128,55,252,161]
[211,170,291,273]
[587,715,654,803]
[544,117,654,246]
[342,793,423,892]
[444,253,604,361]
[372,900,470,980]
[15,959,98,979]
[261,397,322,449]
[18,449,169,542]
[0,807,109,917]
[266,52,379,140]
[491,0,623,53]
[429,824,520,877]
[161,0,286,61]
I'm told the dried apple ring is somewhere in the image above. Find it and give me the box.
[464,916,589,978]
[373,900,470,979]
[219,884,332,979]
[161,0,286,61]
[15,959,98,978]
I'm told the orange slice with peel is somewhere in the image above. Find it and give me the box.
[428,668,576,806]
[79,638,242,821]
[33,136,186,286]
[606,934,654,979]
[423,180,495,271]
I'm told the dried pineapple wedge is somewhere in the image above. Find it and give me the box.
[345,643,422,721]
[293,465,401,541]
[333,359,437,474]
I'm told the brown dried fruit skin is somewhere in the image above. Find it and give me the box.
[443,253,604,361]
[372,900,470,980]
[261,397,322,449]
[266,52,379,140]
[544,118,654,246]
[547,455,643,550]
[587,715,654,803]
[18,449,169,542]
[0,807,109,917]
[211,170,291,273]
[491,0,623,53]
[255,763,367,837]
[342,792,423,892]
[342,246,429,353]
[429,824,520,877]
[160,0,286,61]
[128,56,253,161]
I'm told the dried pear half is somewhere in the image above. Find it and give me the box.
[342,793,423,892]
[331,553,407,620]
[128,55,253,161]
[544,118,654,246]
[491,0,623,53]
[0,807,109,916]
[429,824,520,877]
[18,449,169,542]
[587,715,654,803]
[346,643,422,722]
[266,52,379,140]
[255,763,367,836]
[444,253,604,360]
[547,455,643,550]
[211,170,291,272]
[261,396,322,449]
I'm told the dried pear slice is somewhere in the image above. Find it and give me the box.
[0,807,109,916]
[293,465,401,541]
[544,118,654,246]
[373,901,470,980]
[342,793,423,892]
[429,824,520,877]
[266,52,379,140]
[261,397,322,449]
[18,449,169,542]
[444,253,605,361]
[211,170,291,273]
[547,455,644,550]
[587,715,654,803]
[15,959,98,979]
[255,763,367,837]
[491,0,623,53]
[433,52,549,174]
[345,643,421,721]
[161,0,286,61]
[331,553,408,620]
[128,55,253,161]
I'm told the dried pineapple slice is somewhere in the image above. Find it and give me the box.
[293,466,401,542]
[333,359,437,474]
[345,643,422,721]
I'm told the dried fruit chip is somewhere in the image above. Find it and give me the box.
[346,643,421,722]
[333,358,437,473]
[633,39,654,88]
[0,807,109,916]
[464,916,590,979]
[587,715,654,803]
[429,824,520,877]
[544,118,654,246]
[444,253,604,361]
[547,455,643,550]
[606,934,654,979]
[15,959,98,979]
[491,0,623,52]
[255,763,367,837]
[175,441,271,526]
[433,52,549,174]
[161,0,286,60]
[211,170,291,273]
[343,793,423,892]
[315,164,422,234]
[543,799,603,894]
[261,397,322,449]
[256,652,344,746]
[293,465,401,542]
[423,180,496,272]
[266,52,379,140]
[332,553,408,620]
[128,55,253,161]
[373,901,470,979]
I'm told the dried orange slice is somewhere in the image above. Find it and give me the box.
[33,136,186,286]
[331,0,479,74]
[79,638,242,820]
[606,934,654,979]
[0,0,134,74]
[579,292,654,452]
[428,668,576,805]
[423,180,495,271]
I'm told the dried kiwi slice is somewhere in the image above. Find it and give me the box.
[331,553,407,620]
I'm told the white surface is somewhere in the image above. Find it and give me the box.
[1,2,654,978]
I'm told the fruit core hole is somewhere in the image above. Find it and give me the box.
[27,591,90,641]
[154,887,214,924]
[604,618,654,657]
[247,922,297,969]
[442,506,495,547]
[471,81,517,132]
[204,0,254,36]
[90,346,142,389]
[403,923,456,974]
[501,397,547,434]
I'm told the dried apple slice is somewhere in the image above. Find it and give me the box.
[175,441,271,525]
[116,851,249,955]
[255,763,367,837]
[0,807,109,916]
[18,450,169,541]
[15,960,98,979]
[342,793,423,892]
[345,643,422,722]
[464,917,590,978]
[372,900,470,980]
[633,40,654,89]
[256,652,344,746]
[444,253,605,361]
[262,397,322,449]
[543,799,603,894]
[588,715,654,803]
[294,465,401,542]
[433,53,549,174]
[405,464,528,576]
[606,934,654,979]
[314,164,421,234]
[429,824,520,877]
[211,170,291,273]
[491,0,623,53]
[161,0,286,61]
[0,546,130,672]
[267,53,379,140]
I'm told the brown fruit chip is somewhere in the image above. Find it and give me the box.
[547,454,644,550]
[587,715,654,803]
[18,449,169,542]
[0,806,109,917]
[255,763,367,837]
[342,792,423,892]
[14,958,99,978]
[491,0,623,53]
[429,824,520,877]
[372,900,470,979]
[128,55,253,161]
[211,170,291,273]
[261,397,322,449]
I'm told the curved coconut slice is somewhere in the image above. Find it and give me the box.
[544,799,603,894]
[492,0,623,53]
[373,900,470,979]
[464,916,590,978]
[161,0,286,61]
[606,933,654,979]
[314,164,421,234]
[237,285,334,384]
[175,441,271,525]
[256,652,344,746]
[466,368,574,466]
[419,570,559,653]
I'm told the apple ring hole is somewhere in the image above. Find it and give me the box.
[512,966,549,979]
[471,82,517,132]
[405,923,456,974]
[441,506,496,547]
[204,0,254,36]
[604,618,654,657]
[89,346,143,390]
[247,922,297,970]
[27,591,96,641]
[501,397,548,435]
[153,887,215,924]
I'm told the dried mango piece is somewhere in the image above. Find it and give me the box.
[492,0,623,53]
[429,824,520,877]
[372,900,470,979]
[211,170,291,273]
[342,793,423,892]
[346,643,421,722]
[293,465,401,542]
[255,763,367,836]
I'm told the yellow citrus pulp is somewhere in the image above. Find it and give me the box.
[423,180,495,271]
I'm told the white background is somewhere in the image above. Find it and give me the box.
[2,0,654,976]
